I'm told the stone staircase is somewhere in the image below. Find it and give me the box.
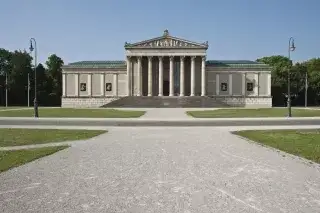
[102,96,230,108]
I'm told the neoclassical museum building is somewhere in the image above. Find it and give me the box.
[62,30,272,108]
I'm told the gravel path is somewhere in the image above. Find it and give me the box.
[0,127,319,213]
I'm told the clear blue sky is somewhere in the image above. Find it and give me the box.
[0,0,319,64]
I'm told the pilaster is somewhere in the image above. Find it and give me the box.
[75,73,79,96]
[229,73,233,95]
[216,73,220,95]
[100,73,105,96]
[88,74,92,96]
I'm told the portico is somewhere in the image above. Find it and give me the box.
[125,30,208,97]
[125,55,206,97]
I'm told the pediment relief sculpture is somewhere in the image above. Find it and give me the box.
[125,30,208,49]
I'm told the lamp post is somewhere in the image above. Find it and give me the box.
[29,38,39,117]
[287,37,296,117]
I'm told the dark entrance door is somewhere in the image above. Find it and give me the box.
[163,81,169,96]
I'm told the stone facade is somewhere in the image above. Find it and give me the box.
[62,30,272,108]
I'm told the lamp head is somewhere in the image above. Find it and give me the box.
[290,40,296,51]
[29,40,34,52]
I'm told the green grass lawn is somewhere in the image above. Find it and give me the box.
[234,129,320,163]
[0,107,29,110]
[0,128,106,147]
[187,108,320,118]
[0,146,68,172]
[0,108,145,118]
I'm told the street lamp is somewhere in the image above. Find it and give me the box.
[29,38,39,118]
[287,37,296,117]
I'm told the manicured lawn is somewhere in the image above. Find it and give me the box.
[0,107,28,110]
[234,129,320,163]
[0,108,145,118]
[0,146,68,172]
[187,108,320,118]
[0,128,106,147]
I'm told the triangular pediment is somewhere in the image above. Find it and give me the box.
[125,30,208,49]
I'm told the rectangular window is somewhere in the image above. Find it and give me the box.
[221,83,228,91]
[247,82,254,92]
[80,83,86,91]
[106,83,112,91]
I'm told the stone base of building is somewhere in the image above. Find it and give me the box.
[211,96,272,108]
[61,96,120,108]
[61,96,272,108]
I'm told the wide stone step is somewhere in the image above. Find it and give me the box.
[102,96,230,108]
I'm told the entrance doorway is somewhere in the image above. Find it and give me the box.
[163,81,169,96]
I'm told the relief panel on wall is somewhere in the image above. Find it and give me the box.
[104,74,114,96]
[245,73,255,96]
[79,74,89,96]
[219,74,229,95]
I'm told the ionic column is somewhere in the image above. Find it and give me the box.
[62,73,66,96]
[267,73,271,96]
[158,56,163,96]
[75,73,79,96]
[137,56,142,96]
[100,73,105,96]
[88,74,92,96]
[180,56,185,96]
[201,56,206,96]
[169,56,174,96]
[113,74,118,96]
[242,72,246,96]
[216,73,220,95]
[254,73,259,96]
[190,56,196,96]
[126,56,131,96]
[229,73,233,95]
[148,56,153,96]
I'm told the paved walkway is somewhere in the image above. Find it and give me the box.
[0,127,319,212]
[140,108,193,120]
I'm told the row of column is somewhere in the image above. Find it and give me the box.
[127,56,206,97]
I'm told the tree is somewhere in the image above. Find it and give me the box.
[29,63,51,106]
[257,55,291,88]
[46,54,64,105]
[8,50,32,105]
[306,58,320,104]
[0,49,12,105]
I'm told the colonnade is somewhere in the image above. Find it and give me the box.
[126,56,206,96]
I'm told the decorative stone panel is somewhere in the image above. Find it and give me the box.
[61,97,120,108]
[211,96,272,108]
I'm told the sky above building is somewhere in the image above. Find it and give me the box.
[0,0,319,64]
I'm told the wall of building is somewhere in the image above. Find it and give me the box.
[62,70,126,107]
[62,65,272,108]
